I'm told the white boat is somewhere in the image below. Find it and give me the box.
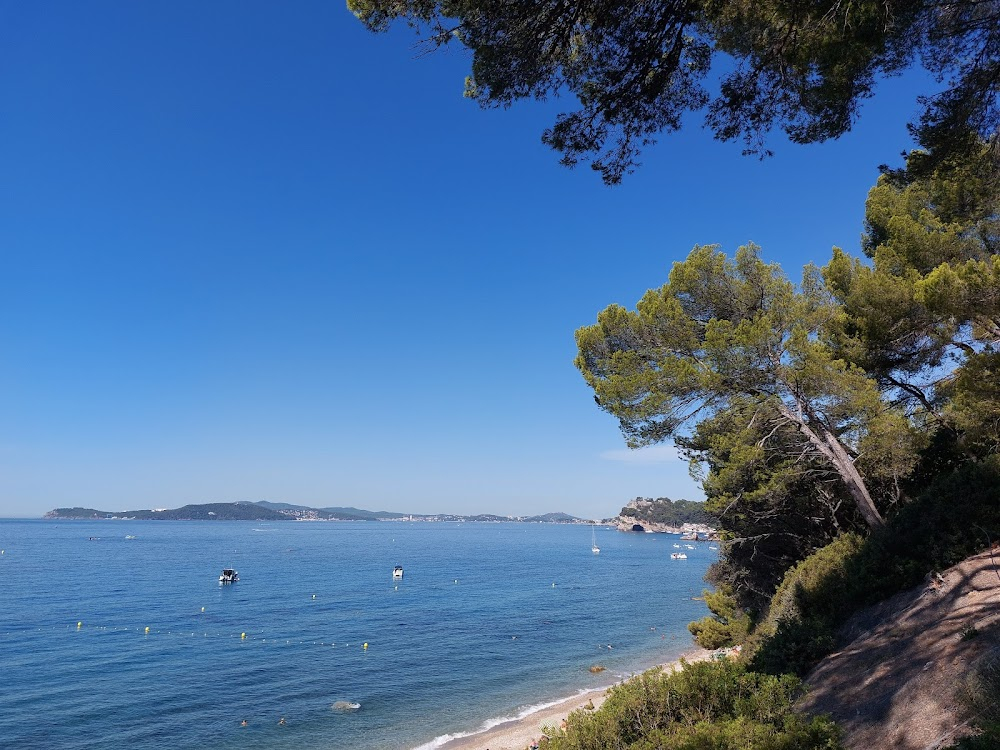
[219,568,239,583]
[591,525,600,554]
[670,553,687,560]
[392,566,404,579]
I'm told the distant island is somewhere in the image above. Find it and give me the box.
[42,501,593,524]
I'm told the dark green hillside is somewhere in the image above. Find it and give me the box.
[252,500,312,511]
[44,507,111,519]
[620,497,714,527]
[142,503,289,520]
[319,505,409,519]
[524,512,581,522]
[253,501,409,520]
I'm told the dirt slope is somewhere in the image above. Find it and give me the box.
[797,548,1000,749]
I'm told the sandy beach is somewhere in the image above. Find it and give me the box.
[438,648,713,750]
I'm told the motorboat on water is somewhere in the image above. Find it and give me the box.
[219,568,239,583]
[670,553,688,560]
[392,566,404,579]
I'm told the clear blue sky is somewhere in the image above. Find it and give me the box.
[0,2,930,519]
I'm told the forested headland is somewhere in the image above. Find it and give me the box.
[617,497,716,529]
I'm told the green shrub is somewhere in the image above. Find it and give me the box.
[628,715,843,750]
[759,535,866,633]
[877,456,1000,580]
[544,659,842,750]
[745,534,863,675]
[688,586,751,649]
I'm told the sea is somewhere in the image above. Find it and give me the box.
[0,519,716,750]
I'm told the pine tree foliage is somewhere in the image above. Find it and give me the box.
[350,0,1000,183]
[576,244,889,529]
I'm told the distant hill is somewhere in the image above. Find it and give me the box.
[44,503,289,521]
[526,512,580,522]
[43,501,587,523]
[252,501,408,520]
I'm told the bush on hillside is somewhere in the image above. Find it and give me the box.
[868,457,1000,584]
[688,586,752,650]
[626,717,845,750]
[745,534,864,676]
[542,659,842,750]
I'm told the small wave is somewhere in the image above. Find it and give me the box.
[409,688,598,750]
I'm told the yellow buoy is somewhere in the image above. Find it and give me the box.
[201,607,205,612]
[363,642,368,651]
[241,632,246,640]
[77,621,82,629]
[144,626,150,634]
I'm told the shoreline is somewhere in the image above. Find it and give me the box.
[421,647,714,750]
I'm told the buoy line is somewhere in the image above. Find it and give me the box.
[0,622,375,651]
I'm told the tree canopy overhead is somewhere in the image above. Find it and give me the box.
[350,0,1000,183]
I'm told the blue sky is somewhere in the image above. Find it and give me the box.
[0,2,930,519]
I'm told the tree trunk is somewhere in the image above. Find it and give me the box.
[818,426,885,528]
[777,403,886,529]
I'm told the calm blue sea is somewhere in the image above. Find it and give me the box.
[0,520,715,749]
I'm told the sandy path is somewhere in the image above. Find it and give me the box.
[798,548,1000,750]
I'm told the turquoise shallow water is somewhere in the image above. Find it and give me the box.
[0,520,715,749]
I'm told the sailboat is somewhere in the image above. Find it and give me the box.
[591,524,600,554]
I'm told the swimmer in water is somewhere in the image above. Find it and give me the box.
[278,717,286,726]
[240,720,248,727]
